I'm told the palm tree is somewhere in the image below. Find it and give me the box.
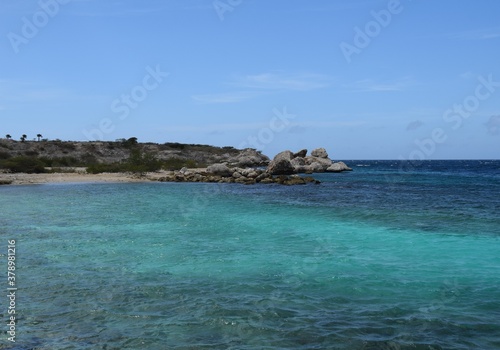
[37,134,43,141]
[20,134,27,142]
[5,134,11,140]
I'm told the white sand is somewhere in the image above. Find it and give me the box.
[0,172,148,185]
[0,169,209,186]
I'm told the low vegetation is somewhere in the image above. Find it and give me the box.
[0,137,261,174]
[0,156,46,174]
[86,151,205,174]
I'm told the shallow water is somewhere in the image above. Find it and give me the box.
[1,160,499,349]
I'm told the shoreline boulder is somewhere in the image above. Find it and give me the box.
[279,147,351,173]
[326,162,353,173]
[311,148,328,158]
[267,150,296,175]
[207,163,233,177]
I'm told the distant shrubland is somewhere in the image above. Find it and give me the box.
[0,138,269,174]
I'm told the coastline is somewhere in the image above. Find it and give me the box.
[0,145,349,186]
[0,167,321,186]
[0,172,149,186]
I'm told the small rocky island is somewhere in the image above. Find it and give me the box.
[153,148,352,185]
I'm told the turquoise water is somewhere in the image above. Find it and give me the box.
[1,160,500,349]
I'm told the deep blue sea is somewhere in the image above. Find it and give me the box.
[1,160,499,349]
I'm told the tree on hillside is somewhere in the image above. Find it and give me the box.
[122,137,138,148]
[37,134,43,141]
[127,137,138,145]
[5,134,11,140]
[20,134,27,142]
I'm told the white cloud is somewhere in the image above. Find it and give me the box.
[66,0,210,17]
[160,122,268,133]
[447,27,500,40]
[192,71,331,104]
[0,79,102,109]
[291,120,368,129]
[159,119,366,134]
[191,91,260,104]
[231,72,331,91]
[344,77,413,92]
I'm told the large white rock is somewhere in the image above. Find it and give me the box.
[326,162,353,173]
[311,148,328,158]
[207,163,233,177]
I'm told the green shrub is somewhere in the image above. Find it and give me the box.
[127,150,162,172]
[86,150,162,174]
[25,150,39,157]
[38,156,81,167]
[53,156,79,167]
[0,151,11,160]
[80,153,98,165]
[164,142,185,150]
[161,158,203,170]
[38,157,53,167]
[48,167,76,173]
[184,159,198,168]
[122,137,138,149]
[0,156,46,173]
[161,158,186,170]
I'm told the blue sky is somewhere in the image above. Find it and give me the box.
[1,0,499,159]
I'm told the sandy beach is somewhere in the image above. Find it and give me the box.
[0,172,150,186]
[0,169,214,186]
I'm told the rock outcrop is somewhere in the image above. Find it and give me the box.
[228,148,270,167]
[152,166,321,186]
[266,148,352,174]
[206,163,233,177]
[267,151,295,175]
[326,161,352,172]
[293,149,308,158]
[311,147,329,158]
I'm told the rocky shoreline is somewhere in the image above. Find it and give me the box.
[0,148,351,186]
[267,148,352,174]
[152,167,321,185]
[149,148,351,186]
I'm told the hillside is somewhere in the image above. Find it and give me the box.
[0,138,269,173]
